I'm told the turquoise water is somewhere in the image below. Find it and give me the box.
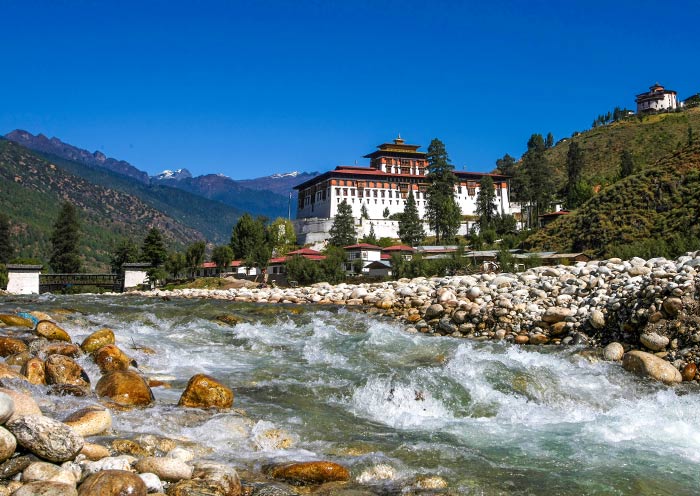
[2,294,699,495]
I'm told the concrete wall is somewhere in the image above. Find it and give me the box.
[7,271,40,295]
[123,269,149,290]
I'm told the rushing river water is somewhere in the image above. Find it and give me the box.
[2,294,700,495]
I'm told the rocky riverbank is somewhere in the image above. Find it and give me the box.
[130,252,700,384]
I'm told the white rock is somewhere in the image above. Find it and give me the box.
[640,333,669,351]
[139,472,164,493]
[603,342,624,361]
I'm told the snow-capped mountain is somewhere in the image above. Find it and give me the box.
[152,168,193,181]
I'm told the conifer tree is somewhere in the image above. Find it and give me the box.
[619,150,635,178]
[0,214,13,264]
[211,245,234,274]
[109,238,139,273]
[565,141,588,209]
[382,207,390,219]
[398,191,425,246]
[364,223,378,245]
[141,227,168,267]
[545,132,554,149]
[521,134,554,227]
[425,138,461,243]
[329,200,356,247]
[49,202,81,273]
[360,204,369,220]
[475,175,497,231]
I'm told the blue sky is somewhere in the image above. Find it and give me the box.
[1,0,699,179]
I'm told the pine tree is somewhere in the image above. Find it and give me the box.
[545,132,554,149]
[211,245,234,274]
[141,227,168,266]
[382,207,390,219]
[398,191,425,246]
[360,204,369,220]
[619,150,635,178]
[475,175,497,231]
[495,153,516,176]
[565,141,587,209]
[0,214,14,264]
[109,238,139,273]
[49,202,82,273]
[364,223,378,245]
[328,200,356,247]
[521,134,554,227]
[425,138,461,244]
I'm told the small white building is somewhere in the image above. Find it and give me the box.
[636,83,678,113]
[5,265,42,295]
[344,243,382,274]
[122,263,151,290]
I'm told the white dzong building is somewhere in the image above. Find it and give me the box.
[293,137,520,245]
[635,83,678,113]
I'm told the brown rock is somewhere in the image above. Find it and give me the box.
[269,461,350,485]
[662,297,683,317]
[94,345,134,374]
[80,442,111,460]
[549,322,567,336]
[191,462,241,496]
[514,335,529,344]
[21,358,46,385]
[0,337,28,357]
[0,388,41,422]
[45,355,90,387]
[0,314,34,328]
[681,363,697,382]
[80,328,115,354]
[63,406,112,437]
[0,363,28,382]
[78,469,147,496]
[166,479,227,495]
[110,439,150,457]
[622,350,682,384]
[542,307,572,323]
[95,370,154,407]
[35,321,72,342]
[529,334,549,345]
[41,343,81,358]
[178,374,233,409]
[4,351,32,367]
[0,454,32,479]
[13,481,78,496]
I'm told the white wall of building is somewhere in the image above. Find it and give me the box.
[7,271,40,295]
[123,269,149,290]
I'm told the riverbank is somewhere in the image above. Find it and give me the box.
[128,252,700,382]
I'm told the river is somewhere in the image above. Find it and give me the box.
[1,294,699,495]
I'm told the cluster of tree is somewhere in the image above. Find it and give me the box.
[592,107,632,128]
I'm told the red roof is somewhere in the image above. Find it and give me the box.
[381,253,391,260]
[382,245,415,252]
[344,243,382,250]
[200,260,242,269]
[539,210,570,218]
[287,247,322,256]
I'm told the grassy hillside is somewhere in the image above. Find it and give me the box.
[0,139,227,271]
[525,142,700,258]
[544,107,700,189]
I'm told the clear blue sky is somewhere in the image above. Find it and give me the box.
[2,0,699,179]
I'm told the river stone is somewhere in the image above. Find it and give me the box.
[662,297,683,317]
[12,481,78,496]
[63,406,112,437]
[190,461,241,495]
[269,461,350,485]
[640,333,669,352]
[166,479,227,495]
[80,328,115,354]
[80,455,136,476]
[41,343,81,358]
[0,392,14,425]
[681,363,697,381]
[178,374,233,409]
[80,442,111,461]
[529,334,549,345]
[0,337,28,357]
[94,344,135,373]
[96,370,154,407]
[0,454,32,479]
[0,427,15,463]
[622,351,682,384]
[603,342,625,361]
[542,307,572,323]
[0,314,33,328]
[139,472,163,493]
[514,335,529,344]
[0,388,41,422]
[22,461,78,484]
[6,415,84,462]
[35,321,72,342]
[21,358,46,385]
[134,456,193,482]
[5,351,32,367]
[44,355,90,387]
[78,470,147,496]
[589,310,605,329]
[424,304,444,319]
[0,362,28,382]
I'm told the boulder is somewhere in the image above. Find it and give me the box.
[662,297,683,317]
[0,388,41,422]
[21,461,78,484]
[424,304,444,319]
[6,414,84,462]
[0,426,16,463]
[178,374,233,409]
[139,472,163,494]
[63,406,112,437]
[21,358,46,385]
[0,454,32,479]
[80,328,115,354]
[5,351,32,367]
[96,370,154,407]
[0,336,28,357]
[268,461,350,485]
[681,362,697,382]
[80,442,111,461]
[191,461,241,496]
[134,456,193,482]
[0,362,28,382]
[639,333,669,352]
[44,355,90,388]
[78,470,147,496]
[603,342,625,361]
[622,350,682,385]
[12,481,78,496]
[41,343,81,357]
[589,310,606,330]
[542,307,572,323]
[94,344,135,373]
[0,314,34,328]
[35,321,72,342]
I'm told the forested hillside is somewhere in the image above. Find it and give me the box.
[0,139,231,270]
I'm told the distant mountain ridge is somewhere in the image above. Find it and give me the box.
[5,129,319,219]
